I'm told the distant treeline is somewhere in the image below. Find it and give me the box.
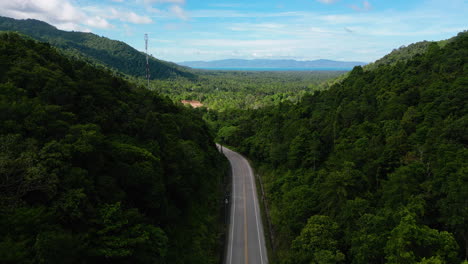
[140,70,345,110]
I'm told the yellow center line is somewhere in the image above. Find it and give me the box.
[244,172,249,264]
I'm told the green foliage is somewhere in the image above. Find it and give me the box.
[365,41,434,70]
[364,34,458,71]
[34,229,86,264]
[209,31,468,263]
[0,32,227,263]
[91,202,168,260]
[384,209,458,264]
[143,70,345,110]
[290,215,345,264]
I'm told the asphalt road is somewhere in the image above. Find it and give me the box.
[220,145,268,264]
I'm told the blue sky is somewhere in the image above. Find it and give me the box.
[1,0,467,63]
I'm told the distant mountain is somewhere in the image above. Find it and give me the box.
[0,16,195,80]
[178,59,367,69]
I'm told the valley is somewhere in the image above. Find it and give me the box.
[0,14,467,264]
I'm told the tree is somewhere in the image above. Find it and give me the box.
[290,215,345,264]
[385,209,458,264]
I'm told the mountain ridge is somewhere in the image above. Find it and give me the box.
[0,16,196,80]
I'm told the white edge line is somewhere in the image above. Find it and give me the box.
[228,149,235,264]
[246,155,265,264]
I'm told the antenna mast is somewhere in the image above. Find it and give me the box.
[145,33,150,89]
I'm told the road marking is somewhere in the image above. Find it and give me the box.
[247,159,265,264]
[244,170,249,264]
[223,147,267,264]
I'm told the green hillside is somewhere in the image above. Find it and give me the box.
[212,32,468,263]
[0,32,226,263]
[365,34,461,71]
[365,41,434,70]
[0,16,195,80]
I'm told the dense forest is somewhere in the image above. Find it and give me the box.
[364,34,458,72]
[141,70,345,110]
[1,14,467,264]
[211,32,467,263]
[0,33,228,263]
[0,16,195,80]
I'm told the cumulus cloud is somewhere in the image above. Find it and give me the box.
[108,8,153,24]
[0,0,153,32]
[85,16,113,29]
[0,0,112,31]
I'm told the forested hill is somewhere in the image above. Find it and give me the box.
[0,16,195,80]
[0,32,226,263]
[364,34,459,70]
[213,31,467,263]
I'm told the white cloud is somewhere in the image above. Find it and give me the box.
[147,6,162,13]
[0,0,153,32]
[85,16,113,29]
[169,5,188,20]
[0,0,113,30]
[364,1,371,10]
[189,9,308,18]
[54,23,91,32]
[144,0,186,4]
[142,0,189,21]
[81,6,153,25]
[125,12,153,24]
[229,23,286,32]
[107,8,153,24]
[351,1,372,12]
[316,0,339,4]
[188,39,302,49]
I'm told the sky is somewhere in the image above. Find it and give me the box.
[0,0,467,63]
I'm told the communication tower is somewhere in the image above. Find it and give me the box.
[145,34,150,89]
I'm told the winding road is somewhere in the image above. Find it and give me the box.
[220,145,268,264]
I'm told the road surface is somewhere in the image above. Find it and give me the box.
[220,145,268,264]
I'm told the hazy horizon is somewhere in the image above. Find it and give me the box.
[177,58,368,63]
